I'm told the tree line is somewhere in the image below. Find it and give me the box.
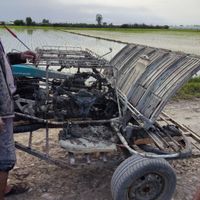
[13,17,49,26]
[12,15,169,29]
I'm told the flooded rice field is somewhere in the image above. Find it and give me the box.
[1,28,200,60]
[0,28,124,61]
[69,29,200,56]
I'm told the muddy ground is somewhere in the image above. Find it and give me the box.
[6,99,200,200]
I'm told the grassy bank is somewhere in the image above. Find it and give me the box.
[66,27,200,34]
[1,25,200,34]
[175,77,200,99]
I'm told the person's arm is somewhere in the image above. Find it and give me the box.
[7,52,26,65]
[7,51,36,65]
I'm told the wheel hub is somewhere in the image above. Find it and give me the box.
[128,173,164,200]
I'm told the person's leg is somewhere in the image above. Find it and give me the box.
[194,187,200,200]
[0,171,8,200]
[0,118,16,198]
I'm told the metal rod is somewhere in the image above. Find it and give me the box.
[28,131,33,148]
[15,141,72,168]
[111,122,191,159]
[15,112,119,125]
[45,125,49,155]
[2,24,31,50]
[161,112,200,143]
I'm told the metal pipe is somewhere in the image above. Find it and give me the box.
[1,23,31,50]
[15,112,119,125]
[111,123,192,159]
[15,141,72,168]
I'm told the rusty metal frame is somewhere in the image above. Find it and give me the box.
[14,44,200,166]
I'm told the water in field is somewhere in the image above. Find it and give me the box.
[0,28,125,61]
[70,30,200,56]
[1,27,200,59]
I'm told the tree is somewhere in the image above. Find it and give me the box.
[96,14,103,26]
[103,22,107,26]
[14,20,25,26]
[42,19,49,24]
[26,17,33,26]
[108,23,113,27]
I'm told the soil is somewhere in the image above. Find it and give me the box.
[6,99,200,200]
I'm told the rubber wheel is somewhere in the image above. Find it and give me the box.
[111,155,176,200]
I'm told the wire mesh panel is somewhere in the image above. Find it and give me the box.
[35,46,111,68]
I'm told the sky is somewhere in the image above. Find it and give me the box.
[1,0,200,25]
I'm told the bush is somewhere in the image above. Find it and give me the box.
[175,77,200,99]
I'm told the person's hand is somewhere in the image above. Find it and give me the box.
[0,117,4,132]
[20,51,37,63]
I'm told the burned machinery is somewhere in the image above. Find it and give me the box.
[15,72,118,121]
[13,45,200,200]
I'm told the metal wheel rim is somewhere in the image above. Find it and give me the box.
[128,173,165,200]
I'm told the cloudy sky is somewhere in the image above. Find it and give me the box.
[1,0,199,25]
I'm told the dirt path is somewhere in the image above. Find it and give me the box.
[164,99,200,200]
[6,99,200,200]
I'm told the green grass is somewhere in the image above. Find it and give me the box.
[1,25,200,35]
[64,27,200,35]
[175,77,200,99]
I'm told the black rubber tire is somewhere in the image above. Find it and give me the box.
[111,155,176,200]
